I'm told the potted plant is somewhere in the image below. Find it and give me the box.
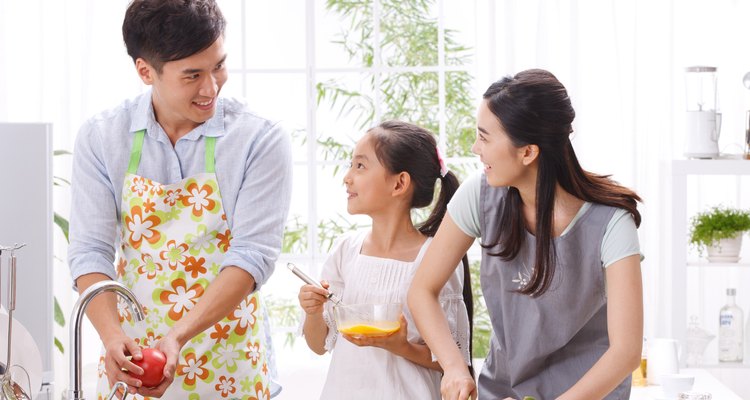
[689,205,750,262]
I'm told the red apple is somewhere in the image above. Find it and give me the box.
[127,348,166,388]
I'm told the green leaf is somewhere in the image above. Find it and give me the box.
[54,176,71,186]
[54,212,70,243]
[54,296,65,326]
[54,337,65,354]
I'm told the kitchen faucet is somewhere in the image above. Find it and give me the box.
[67,280,145,400]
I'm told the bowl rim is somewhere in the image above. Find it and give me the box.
[334,302,402,308]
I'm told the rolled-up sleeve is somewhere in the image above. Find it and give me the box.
[220,121,293,291]
[68,120,120,285]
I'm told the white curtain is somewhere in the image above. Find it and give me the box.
[475,0,750,343]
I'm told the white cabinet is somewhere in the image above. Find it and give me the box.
[0,123,54,397]
[666,158,750,397]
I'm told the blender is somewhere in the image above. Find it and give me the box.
[684,66,721,159]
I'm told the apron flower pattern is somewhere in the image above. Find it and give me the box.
[96,131,269,399]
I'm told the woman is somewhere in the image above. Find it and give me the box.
[408,69,643,400]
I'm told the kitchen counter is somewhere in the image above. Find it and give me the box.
[629,368,741,400]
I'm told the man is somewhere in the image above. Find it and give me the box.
[67,0,292,398]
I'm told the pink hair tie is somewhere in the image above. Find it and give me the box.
[436,146,449,178]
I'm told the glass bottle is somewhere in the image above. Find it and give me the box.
[685,315,714,367]
[631,337,647,386]
[718,288,744,362]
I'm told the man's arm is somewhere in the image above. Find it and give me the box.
[140,268,259,397]
[166,266,255,345]
[140,120,293,397]
[75,273,146,392]
[68,120,120,284]
[219,121,293,289]
[69,121,147,393]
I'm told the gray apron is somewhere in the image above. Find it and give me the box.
[477,178,631,399]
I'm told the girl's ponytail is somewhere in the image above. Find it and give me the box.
[417,170,459,237]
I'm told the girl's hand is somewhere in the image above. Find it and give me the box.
[341,314,409,353]
[440,365,477,400]
[298,280,331,315]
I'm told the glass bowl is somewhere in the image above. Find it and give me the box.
[334,303,402,338]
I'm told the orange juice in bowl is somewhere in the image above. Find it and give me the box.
[334,303,401,338]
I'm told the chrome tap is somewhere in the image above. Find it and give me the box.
[67,280,145,400]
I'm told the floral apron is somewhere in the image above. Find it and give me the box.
[96,130,270,400]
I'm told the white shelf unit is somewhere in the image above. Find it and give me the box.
[667,159,750,371]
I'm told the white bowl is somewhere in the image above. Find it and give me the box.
[661,373,695,399]
[333,303,401,338]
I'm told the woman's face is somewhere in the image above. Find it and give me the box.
[342,134,397,215]
[471,100,527,187]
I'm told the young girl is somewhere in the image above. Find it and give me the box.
[409,69,644,400]
[297,121,473,399]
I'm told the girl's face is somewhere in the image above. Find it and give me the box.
[343,134,397,215]
[471,100,527,187]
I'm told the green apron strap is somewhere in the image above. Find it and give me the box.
[205,136,216,173]
[127,130,146,174]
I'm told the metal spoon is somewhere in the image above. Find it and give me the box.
[287,263,343,306]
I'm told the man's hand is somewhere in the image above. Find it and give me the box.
[136,333,181,397]
[102,333,144,395]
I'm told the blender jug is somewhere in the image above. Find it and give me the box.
[684,66,720,159]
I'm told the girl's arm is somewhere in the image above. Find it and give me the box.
[557,254,643,400]
[299,282,333,355]
[300,235,348,354]
[408,215,476,400]
[341,314,443,371]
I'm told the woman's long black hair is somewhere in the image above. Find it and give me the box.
[482,69,642,297]
[369,120,474,375]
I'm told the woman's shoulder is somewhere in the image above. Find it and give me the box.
[587,203,633,225]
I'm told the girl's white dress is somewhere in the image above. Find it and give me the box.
[313,231,471,400]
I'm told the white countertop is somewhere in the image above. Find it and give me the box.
[629,368,742,400]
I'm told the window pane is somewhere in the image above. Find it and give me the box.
[245,73,308,161]
[284,165,312,255]
[220,72,245,100]
[315,73,374,161]
[245,1,306,69]
[445,71,479,157]
[315,0,373,69]
[315,165,369,254]
[444,0,477,67]
[379,72,440,133]
[380,1,438,67]
[220,0,244,69]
